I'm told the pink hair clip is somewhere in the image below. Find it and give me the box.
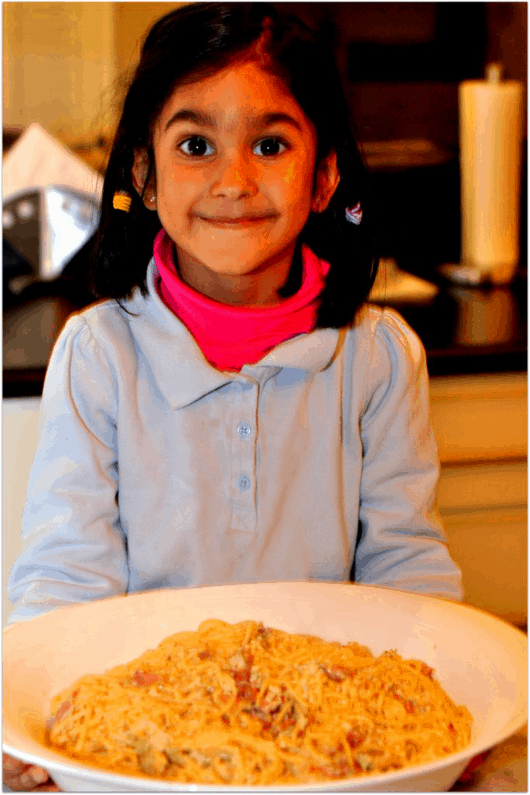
[345,201,362,225]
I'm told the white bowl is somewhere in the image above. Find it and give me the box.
[3,582,527,792]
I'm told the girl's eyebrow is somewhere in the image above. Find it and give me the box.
[256,112,303,133]
[164,109,215,132]
[164,109,303,133]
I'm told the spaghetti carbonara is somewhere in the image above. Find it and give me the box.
[47,620,472,785]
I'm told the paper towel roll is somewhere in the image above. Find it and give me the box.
[459,71,524,284]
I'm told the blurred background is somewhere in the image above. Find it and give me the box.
[3,2,527,269]
[3,3,527,145]
[2,3,527,632]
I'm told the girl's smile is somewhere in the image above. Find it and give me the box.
[197,214,277,228]
[133,58,339,306]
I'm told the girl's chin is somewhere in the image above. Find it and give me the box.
[193,264,274,280]
[185,249,288,277]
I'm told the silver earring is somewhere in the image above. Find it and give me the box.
[150,196,156,203]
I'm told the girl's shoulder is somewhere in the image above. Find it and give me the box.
[52,296,137,356]
[56,278,163,351]
[44,288,160,387]
[348,303,426,366]
[342,304,428,412]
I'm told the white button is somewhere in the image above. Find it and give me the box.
[237,474,250,492]
[3,210,15,229]
[17,200,36,220]
[237,422,251,439]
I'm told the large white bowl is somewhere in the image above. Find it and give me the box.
[3,582,527,792]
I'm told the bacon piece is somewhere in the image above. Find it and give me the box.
[321,665,352,682]
[236,682,259,702]
[346,730,364,749]
[229,651,254,684]
[132,670,159,686]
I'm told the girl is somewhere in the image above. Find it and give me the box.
[9,3,461,620]
[5,4,463,787]
[8,0,462,623]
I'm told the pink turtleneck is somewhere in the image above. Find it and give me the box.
[153,230,330,372]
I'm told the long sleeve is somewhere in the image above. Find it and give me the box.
[7,314,129,623]
[353,308,463,600]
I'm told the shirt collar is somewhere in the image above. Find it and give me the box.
[124,260,341,410]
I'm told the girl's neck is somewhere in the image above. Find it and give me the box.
[174,242,299,308]
[153,230,330,372]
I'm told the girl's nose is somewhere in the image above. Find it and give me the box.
[210,153,257,200]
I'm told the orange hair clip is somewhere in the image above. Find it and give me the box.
[112,191,132,212]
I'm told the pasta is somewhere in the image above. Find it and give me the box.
[47,620,473,785]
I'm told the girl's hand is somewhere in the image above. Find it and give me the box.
[2,754,60,791]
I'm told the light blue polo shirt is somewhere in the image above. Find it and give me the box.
[7,262,463,622]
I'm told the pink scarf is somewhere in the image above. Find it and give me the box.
[153,229,330,372]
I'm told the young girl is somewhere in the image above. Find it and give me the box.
[8,0,463,622]
[5,3,463,787]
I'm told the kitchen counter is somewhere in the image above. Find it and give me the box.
[377,273,527,378]
[3,273,527,398]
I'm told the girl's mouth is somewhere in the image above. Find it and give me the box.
[199,215,275,228]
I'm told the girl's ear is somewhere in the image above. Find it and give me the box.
[311,150,340,214]
[132,148,157,211]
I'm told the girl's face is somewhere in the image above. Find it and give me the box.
[133,59,339,305]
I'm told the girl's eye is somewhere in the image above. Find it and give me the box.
[178,136,214,157]
[253,137,287,157]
